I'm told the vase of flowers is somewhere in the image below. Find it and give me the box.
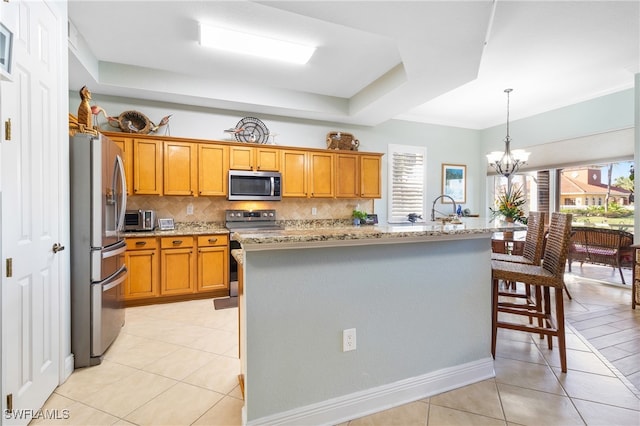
[490,184,528,225]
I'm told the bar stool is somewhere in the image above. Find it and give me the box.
[492,212,545,265]
[492,212,545,298]
[491,212,573,373]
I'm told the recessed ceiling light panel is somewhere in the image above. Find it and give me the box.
[198,23,316,65]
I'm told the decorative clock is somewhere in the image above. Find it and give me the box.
[234,117,270,144]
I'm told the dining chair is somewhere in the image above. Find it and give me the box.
[491,212,573,373]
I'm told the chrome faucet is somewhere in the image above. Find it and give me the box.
[431,195,457,221]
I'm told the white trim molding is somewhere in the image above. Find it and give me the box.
[246,357,495,426]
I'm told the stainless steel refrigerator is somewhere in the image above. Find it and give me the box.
[70,133,127,368]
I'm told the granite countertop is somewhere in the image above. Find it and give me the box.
[122,221,228,238]
[231,217,526,250]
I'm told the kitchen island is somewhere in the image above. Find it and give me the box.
[233,218,523,425]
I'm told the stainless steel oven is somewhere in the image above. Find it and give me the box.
[225,209,283,289]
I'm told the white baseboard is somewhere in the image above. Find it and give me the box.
[246,357,495,426]
[62,354,74,383]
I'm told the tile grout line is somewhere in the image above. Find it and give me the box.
[564,321,640,399]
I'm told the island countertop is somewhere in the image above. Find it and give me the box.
[237,216,507,423]
[231,217,524,250]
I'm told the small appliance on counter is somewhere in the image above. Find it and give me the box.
[124,209,156,231]
[157,217,175,231]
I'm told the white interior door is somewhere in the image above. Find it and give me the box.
[1,1,62,423]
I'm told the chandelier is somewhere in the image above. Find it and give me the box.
[486,88,530,178]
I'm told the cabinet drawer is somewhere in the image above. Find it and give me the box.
[161,236,194,249]
[197,234,229,247]
[126,237,158,250]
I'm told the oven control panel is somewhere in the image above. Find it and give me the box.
[225,209,276,223]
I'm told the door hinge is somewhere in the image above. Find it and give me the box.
[6,258,12,277]
[4,118,11,141]
[6,393,12,411]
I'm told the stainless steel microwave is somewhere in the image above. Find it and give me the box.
[228,170,282,201]
[124,209,156,231]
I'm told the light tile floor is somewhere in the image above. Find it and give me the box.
[35,265,639,425]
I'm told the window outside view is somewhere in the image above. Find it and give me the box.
[559,161,634,233]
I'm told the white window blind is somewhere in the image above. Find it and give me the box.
[387,144,427,223]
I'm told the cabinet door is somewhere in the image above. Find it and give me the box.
[161,247,196,295]
[309,152,335,198]
[198,144,229,196]
[336,154,359,198]
[198,246,229,292]
[196,235,229,292]
[361,155,382,198]
[281,150,307,197]
[123,249,159,300]
[110,135,134,196]
[256,148,280,171]
[133,138,163,195]
[229,146,254,170]
[164,141,197,196]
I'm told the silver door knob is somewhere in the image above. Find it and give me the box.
[52,243,65,253]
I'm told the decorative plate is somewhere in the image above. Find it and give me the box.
[234,117,269,144]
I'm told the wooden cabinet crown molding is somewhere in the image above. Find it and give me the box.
[100,131,383,156]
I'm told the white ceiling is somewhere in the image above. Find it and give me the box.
[68,0,640,130]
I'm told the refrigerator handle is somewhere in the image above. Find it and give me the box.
[102,264,127,292]
[115,154,127,232]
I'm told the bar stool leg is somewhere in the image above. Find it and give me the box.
[556,287,567,373]
[491,277,498,359]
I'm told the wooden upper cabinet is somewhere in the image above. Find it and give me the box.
[229,146,253,170]
[133,138,163,195]
[163,141,197,196]
[198,144,229,196]
[104,131,383,200]
[308,152,335,198]
[255,148,279,171]
[109,135,134,196]
[230,146,279,171]
[281,149,308,197]
[335,153,359,198]
[360,155,382,198]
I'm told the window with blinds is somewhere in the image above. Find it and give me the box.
[387,144,427,223]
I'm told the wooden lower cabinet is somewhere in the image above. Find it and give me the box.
[124,233,229,305]
[123,237,159,300]
[197,235,229,292]
[161,237,196,296]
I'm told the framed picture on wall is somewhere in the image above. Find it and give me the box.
[0,22,13,81]
[441,164,466,203]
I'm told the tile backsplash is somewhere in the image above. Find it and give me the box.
[126,195,375,223]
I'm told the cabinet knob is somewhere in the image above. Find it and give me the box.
[172,240,182,245]
[136,241,147,246]
[208,238,218,243]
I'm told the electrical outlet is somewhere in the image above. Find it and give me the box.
[312,207,317,216]
[343,328,356,352]
[186,203,194,215]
